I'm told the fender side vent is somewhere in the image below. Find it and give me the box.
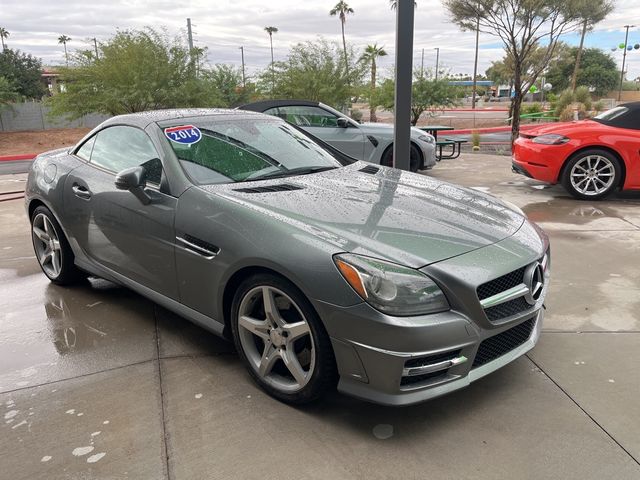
[359,165,380,175]
[366,135,379,147]
[233,184,303,193]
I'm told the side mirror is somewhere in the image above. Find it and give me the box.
[115,166,151,205]
[336,117,350,128]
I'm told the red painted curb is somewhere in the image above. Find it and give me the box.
[444,123,552,136]
[0,153,37,162]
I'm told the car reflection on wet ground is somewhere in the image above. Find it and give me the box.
[1,154,639,479]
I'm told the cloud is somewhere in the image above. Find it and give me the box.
[2,0,638,79]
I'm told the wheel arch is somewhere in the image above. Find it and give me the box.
[380,141,423,169]
[220,265,318,340]
[559,145,627,188]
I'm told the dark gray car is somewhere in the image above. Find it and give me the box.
[25,109,550,406]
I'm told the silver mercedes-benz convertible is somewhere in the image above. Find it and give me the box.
[25,108,550,406]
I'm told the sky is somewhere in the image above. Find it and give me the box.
[2,0,640,83]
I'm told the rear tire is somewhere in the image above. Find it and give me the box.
[230,273,337,405]
[381,143,422,172]
[561,149,621,200]
[30,205,85,285]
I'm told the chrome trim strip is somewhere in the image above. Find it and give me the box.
[175,236,219,259]
[480,283,529,308]
[403,355,468,377]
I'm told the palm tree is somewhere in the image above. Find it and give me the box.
[0,28,9,51]
[570,0,614,92]
[389,0,417,9]
[329,1,354,78]
[264,26,278,94]
[360,44,387,122]
[58,35,71,66]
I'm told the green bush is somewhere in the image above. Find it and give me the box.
[554,89,575,118]
[471,130,480,150]
[574,86,591,111]
[522,103,542,115]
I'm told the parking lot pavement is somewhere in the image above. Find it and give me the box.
[1,155,639,479]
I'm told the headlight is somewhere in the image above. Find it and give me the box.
[333,253,450,316]
[418,134,435,144]
[532,134,569,145]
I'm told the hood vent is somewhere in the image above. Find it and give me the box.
[359,165,380,175]
[233,183,303,194]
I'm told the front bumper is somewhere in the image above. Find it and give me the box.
[329,309,542,406]
[417,141,437,169]
[316,219,549,406]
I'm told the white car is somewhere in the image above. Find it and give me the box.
[240,100,437,172]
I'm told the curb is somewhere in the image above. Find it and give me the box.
[0,154,37,162]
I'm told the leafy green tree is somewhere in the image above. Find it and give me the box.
[359,44,387,122]
[48,29,210,119]
[0,76,18,104]
[546,46,618,96]
[373,73,462,125]
[444,0,584,143]
[0,48,46,99]
[329,1,354,78]
[571,0,613,92]
[259,38,364,109]
[58,35,71,66]
[0,27,9,51]
[203,64,251,107]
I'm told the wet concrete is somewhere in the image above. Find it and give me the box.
[1,156,639,479]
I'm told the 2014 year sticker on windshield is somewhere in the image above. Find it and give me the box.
[164,125,202,145]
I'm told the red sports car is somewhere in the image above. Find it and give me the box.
[512,102,640,199]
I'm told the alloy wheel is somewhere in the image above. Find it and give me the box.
[569,155,615,196]
[32,213,62,279]
[237,286,315,393]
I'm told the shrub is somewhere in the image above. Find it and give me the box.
[522,103,542,115]
[558,105,575,122]
[554,89,575,118]
[471,130,480,151]
[592,100,605,112]
[574,86,591,111]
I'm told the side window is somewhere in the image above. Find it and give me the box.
[90,126,162,184]
[75,136,96,161]
[264,106,339,127]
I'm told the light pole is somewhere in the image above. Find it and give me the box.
[239,46,246,87]
[471,17,480,109]
[434,47,440,80]
[619,25,635,102]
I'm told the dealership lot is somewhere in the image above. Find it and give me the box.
[1,154,639,479]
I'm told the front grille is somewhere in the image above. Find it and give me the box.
[472,318,535,368]
[477,267,526,300]
[484,296,532,321]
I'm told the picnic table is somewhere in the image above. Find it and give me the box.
[419,125,455,141]
[419,126,466,161]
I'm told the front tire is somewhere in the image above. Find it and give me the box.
[31,205,85,285]
[381,143,422,172]
[561,149,621,200]
[230,273,337,404]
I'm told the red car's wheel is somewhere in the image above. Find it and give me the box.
[561,149,621,200]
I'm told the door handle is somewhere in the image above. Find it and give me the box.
[72,184,92,200]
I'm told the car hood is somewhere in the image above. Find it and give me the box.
[206,163,525,268]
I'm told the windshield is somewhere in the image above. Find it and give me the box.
[594,106,629,122]
[163,117,341,184]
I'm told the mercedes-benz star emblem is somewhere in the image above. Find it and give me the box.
[524,262,545,305]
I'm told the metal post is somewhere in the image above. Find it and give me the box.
[434,47,440,80]
[471,17,479,109]
[393,0,415,171]
[618,25,634,102]
[187,18,194,51]
[421,48,424,78]
[93,38,99,59]
[239,46,246,87]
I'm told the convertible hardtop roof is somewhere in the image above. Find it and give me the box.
[102,108,265,129]
[596,101,640,130]
[238,99,322,112]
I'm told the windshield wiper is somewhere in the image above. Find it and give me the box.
[242,166,338,182]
